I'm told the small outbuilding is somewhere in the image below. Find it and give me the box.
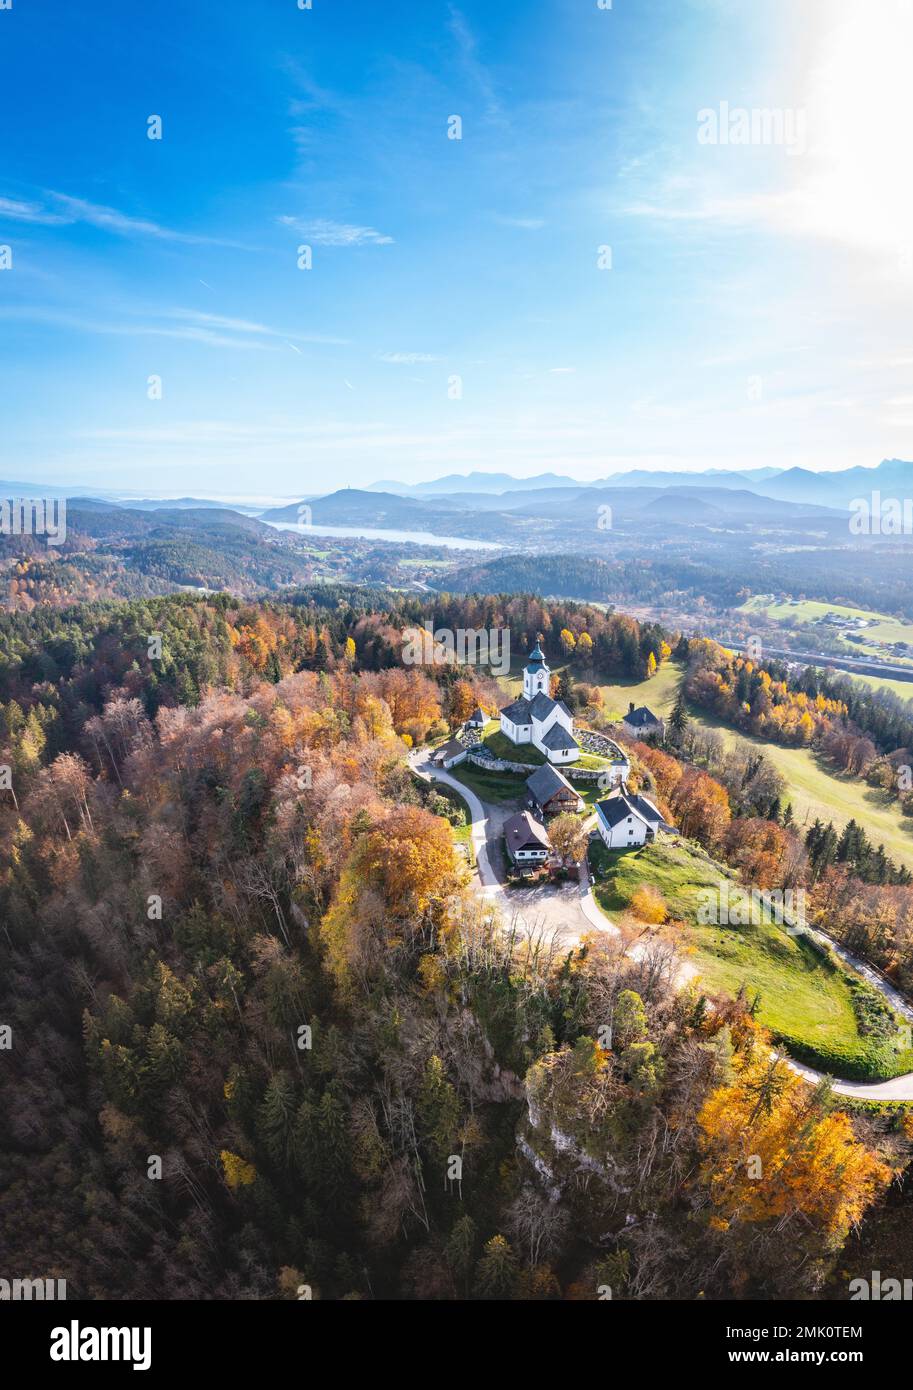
[621,703,665,740]
[432,739,468,770]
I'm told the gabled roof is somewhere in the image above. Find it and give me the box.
[597,780,670,830]
[526,763,576,804]
[629,791,663,825]
[504,810,551,853]
[528,690,558,720]
[599,782,663,825]
[434,739,466,761]
[500,696,532,725]
[556,700,573,718]
[624,705,661,727]
[596,795,650,830]
[468,707,486,723]
[539,724,580,751]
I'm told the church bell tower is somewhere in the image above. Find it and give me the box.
[523,639,550,700]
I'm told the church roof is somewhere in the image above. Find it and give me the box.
[528,691,558,720]
[540,724,580,752]
[525,641,547,674]
[501,696,533,726]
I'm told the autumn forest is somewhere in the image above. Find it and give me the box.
[1,587,912,1304]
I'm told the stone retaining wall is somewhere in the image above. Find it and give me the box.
[460,722,630,785]
[466,751,629,785]
[467,752,538,775]
[566,764,627,785]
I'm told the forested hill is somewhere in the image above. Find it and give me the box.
[0,587,668,719]
[441,547,913,624]
[0,588,903,1300]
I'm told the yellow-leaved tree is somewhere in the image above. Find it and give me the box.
[221,1150,257,1190]
[697,1042,889,1239]
[320,807,461,988]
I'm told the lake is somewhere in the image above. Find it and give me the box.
[265,521,500,550]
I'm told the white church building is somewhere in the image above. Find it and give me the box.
[499,641,580,765]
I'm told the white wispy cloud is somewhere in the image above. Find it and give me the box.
[0,196,69,225]
[277,215,394,246]
[492,214,545,230]
[0,190,238,245]
[166,309,347,345]
[0,305,347,350]
[378,351,439,364]
[448,5,502,121]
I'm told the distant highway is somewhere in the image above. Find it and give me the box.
[723,642,913,685]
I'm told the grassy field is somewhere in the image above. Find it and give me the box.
[847,671,913,704]
[739,595,913,666]
[689,708,913,870]
[592,838,913,1080]
[594,660,682,722]
[448,763,525,807]
[482,728,546,765]
[502,656,682,723]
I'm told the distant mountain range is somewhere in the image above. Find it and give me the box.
[7,468,913,620]
[258,482,844,549]
[363,458,913,510]
[366,466,786,496]
[4,457,911,528]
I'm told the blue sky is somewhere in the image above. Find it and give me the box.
[2,0,913,497]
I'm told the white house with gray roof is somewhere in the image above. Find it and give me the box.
[621,703,665,740]
[499,641,580,765]
[595,783,671,849]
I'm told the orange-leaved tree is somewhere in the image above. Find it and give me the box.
[697,1040,889,1240]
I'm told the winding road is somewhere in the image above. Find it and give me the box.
[411,749,609,946]
[412,749,913,1101]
